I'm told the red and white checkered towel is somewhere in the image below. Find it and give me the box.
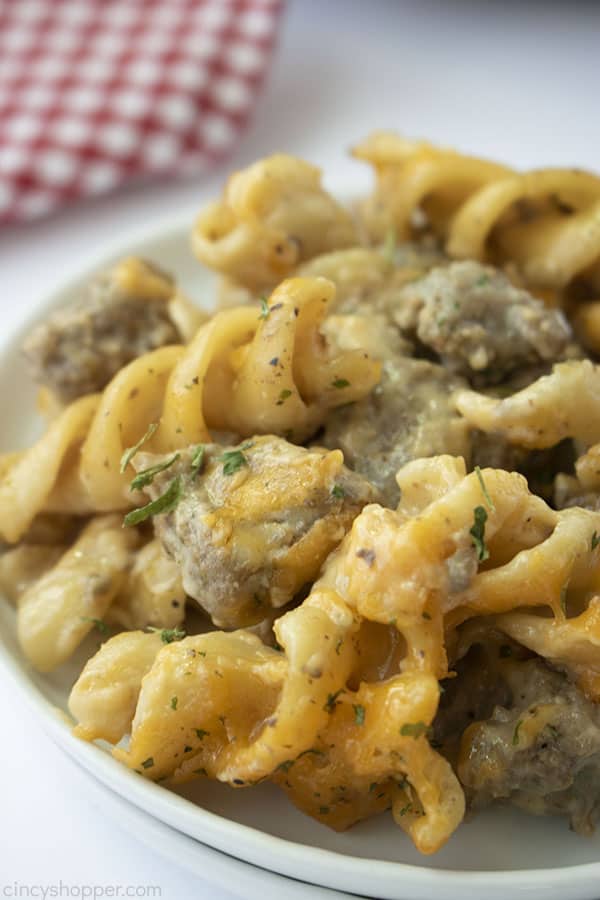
[0,0,283,225]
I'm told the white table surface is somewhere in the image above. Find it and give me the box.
[2,0,600,897]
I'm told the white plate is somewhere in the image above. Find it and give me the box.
[65,742,356,900]
[2,214,600,900]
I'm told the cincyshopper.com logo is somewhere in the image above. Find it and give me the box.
[2,884,162,899]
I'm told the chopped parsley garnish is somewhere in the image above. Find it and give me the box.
[123,475,184,527]
[80,616,109,635]
[474,465,495,511]
[353,704,366,726]
[170,696,178,710]
[592,531,600,551]
[190,444,205,477]
[324,689,344,713]
[400,721,429,739]
[148,626,186,644]
[194,728,210,740]
[512,720,523,746]
[276,388,293,406]
[475,275,490,287]
[382,227,396,264]
[130,453,180,491]
[258,296,270,319]
[141,757,154,769]
[120,423,158,473]
[331,377,350,389]
[219,443,252,476]
[398,802,413,817]
[331,484,345,499]
[470,505,489,562]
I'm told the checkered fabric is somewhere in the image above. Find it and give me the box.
[0,0,283,225]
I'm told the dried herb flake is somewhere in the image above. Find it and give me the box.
[353,704,366,726]
[148,626,186,644]
[470,505,489,562]
[474,465,495,511]
[400,721,429,739]
[80,616,109,635]
[124,475,184,527]
[130,453,180,491]
[120,423,158,473]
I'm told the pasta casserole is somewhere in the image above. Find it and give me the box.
[4,134,600,855]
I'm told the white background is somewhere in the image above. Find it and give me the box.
[2,0,600,897]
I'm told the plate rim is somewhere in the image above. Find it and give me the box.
[62,733,359,900]
[2,212,600,900]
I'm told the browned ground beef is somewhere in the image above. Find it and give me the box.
[322,355,470,506]
[136,436,378,628]
[398,261,575,386]
[443,651,600,835]
[23,259,179,402]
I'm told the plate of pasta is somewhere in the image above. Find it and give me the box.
[2,135,600,900]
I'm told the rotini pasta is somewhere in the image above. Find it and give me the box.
[192,155,358,289]
[83,456,594,851]
[17,515,141,672]
[105,539,186,632]
[354,131,600,306]
[454,360,600,449]
[573,301,600,355]
[0,277,380,543]
[69,630,166,743]
[6,140,600,859]
[353,131,512,244]
[493,603,600,702]
[0,544,65,605]
[81,566,463,853]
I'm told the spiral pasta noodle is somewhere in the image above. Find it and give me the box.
[491,602,600,702]
[73,568,463,854]
[354,131,600,302]
[17,515,142,672]
[0,277,380,543]
[192,154,358,289]
[454,360,600,449]
[69,455,600,853]
[9,141,600,859]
